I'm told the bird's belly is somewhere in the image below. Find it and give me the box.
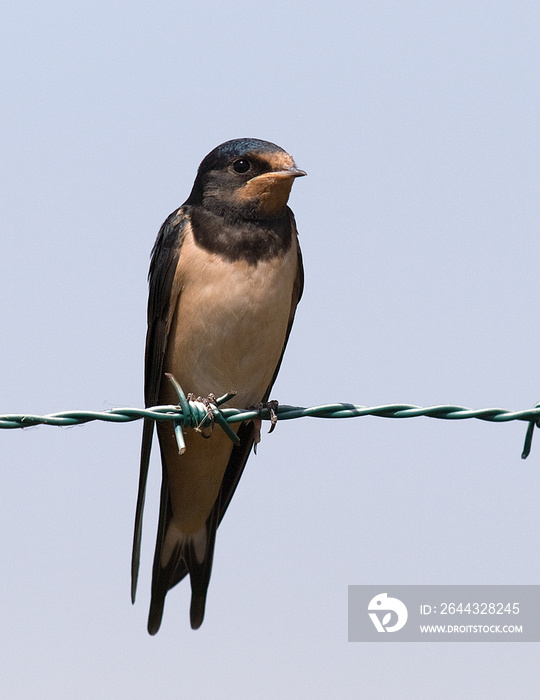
[162,241,297,409]
[185,299,287,407]
[157,233,298,533]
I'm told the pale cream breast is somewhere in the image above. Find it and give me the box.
[157,221,299,533]
[161,224,299,409]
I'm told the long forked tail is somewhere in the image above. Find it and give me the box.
[147,476,219,634]
[146,422,256,634]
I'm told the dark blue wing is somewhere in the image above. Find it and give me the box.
[131,207,189,602]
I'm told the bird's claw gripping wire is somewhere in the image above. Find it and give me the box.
[186,392,216,437]
[252,400,279,453]
[165,374,240,454]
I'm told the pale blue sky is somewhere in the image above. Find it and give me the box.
[1,1,540,697]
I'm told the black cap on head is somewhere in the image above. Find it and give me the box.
[185,138,290,206]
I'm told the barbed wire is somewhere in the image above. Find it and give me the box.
[2,392,539,459]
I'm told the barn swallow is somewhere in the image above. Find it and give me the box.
[131,138,305,634]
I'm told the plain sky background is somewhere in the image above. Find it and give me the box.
[1,1,539,697]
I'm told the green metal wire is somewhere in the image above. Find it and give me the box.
[1,398,539,459]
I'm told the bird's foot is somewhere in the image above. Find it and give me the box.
[252,400,279,453]
[187,392,217,438]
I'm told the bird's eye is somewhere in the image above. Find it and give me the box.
[232,159,251,174]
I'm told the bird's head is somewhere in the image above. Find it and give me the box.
[186,138,306,220]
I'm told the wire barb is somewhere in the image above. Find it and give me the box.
[164,376,241,451]
[2,398,539,459]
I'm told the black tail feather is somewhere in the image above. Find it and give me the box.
[146,421,256,634]
[147,470,219,635]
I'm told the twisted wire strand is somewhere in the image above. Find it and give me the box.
[1,400,539,458]
[1,402,539,430]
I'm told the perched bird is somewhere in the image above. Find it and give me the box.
[131,138,305,634]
